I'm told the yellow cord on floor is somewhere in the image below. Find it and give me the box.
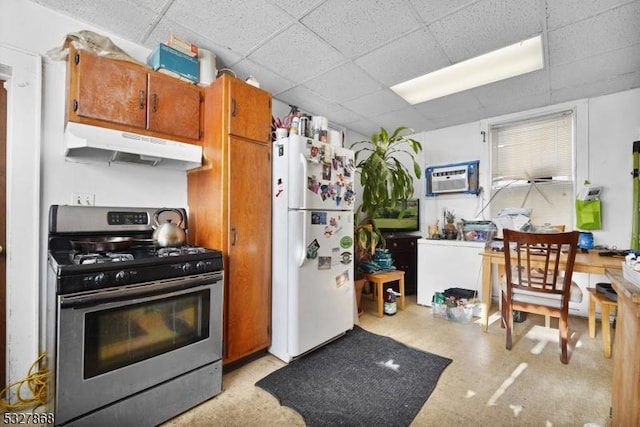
[0,353,48,412]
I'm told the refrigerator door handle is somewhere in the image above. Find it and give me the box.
[298,151,307,210]
[298,213,307,267]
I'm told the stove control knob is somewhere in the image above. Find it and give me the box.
[94,272,106,286]
[115,271,130,282]
[182,262,193,273]
[196,261,207,271]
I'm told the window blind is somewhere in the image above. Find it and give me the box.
[489,111,574,227]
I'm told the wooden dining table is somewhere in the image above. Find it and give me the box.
[479,248,624,332]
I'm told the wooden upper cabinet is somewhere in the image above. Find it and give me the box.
[71,47,147,129]
[226,77,272,143]
[67,45,202,143]
[147,74,201,140]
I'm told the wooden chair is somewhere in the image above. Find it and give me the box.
[501,229,580,364]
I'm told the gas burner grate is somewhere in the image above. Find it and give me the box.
[106,253,136,262]
[157,246,206,257]
[73,252,135,265]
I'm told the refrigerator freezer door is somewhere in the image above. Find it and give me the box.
[287,209,354,359]
[273,134,356,211]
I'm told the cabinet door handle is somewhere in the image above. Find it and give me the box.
[139,90,146,109]
[231,98,237,117]
[151,93,158,112]
[231,228,238,246]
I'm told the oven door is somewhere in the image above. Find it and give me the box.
[55,272,222,424]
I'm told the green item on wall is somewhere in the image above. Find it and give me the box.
[576,199,601,230]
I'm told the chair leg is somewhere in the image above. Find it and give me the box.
[559,312,569,364]
[500,291,506,329]
[505,297,513,351]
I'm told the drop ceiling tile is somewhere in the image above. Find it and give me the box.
[300,0,423,57]
[166,0,293,55]
[355,28,451,86]
[302,63,383,103]
[341,89,408,117]
[341,117,380,138]
[550,45,640,91]
[275,84,344,119]
[230,59,297,95]
[143,17,244,68]
[546,0,634,30]
[548,2,640,66]
[427,0,544,62]
[266,0,326,19]
[471,69,550,107]
[324,106,368,131]
[31,0,162,42]
[479,92,551,120]
[409,0,478,24]
[247,24,345,83]
[414,91,482,119]
[371,107,436,134]
[551,74,638,105]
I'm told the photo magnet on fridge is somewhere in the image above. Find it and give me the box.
[332,247,340,266]
[311,212,327,224]
[335,270,350,287]
[318,256,331,270]
[307,239,320,259]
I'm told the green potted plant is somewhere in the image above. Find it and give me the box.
[351,126,423,313]
[353,220,383,316]
[352,126,423,222]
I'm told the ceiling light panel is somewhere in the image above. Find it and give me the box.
[391,35,544,104]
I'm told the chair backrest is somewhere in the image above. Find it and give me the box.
[502,229,580,301]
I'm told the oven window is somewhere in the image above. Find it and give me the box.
[84,289,210,379]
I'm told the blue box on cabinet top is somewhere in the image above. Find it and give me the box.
[147,43,199,83]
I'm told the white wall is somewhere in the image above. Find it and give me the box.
[2,0,191,390]
[417,88,640,315]
[415,122,484,232]
[588,88,640,248]
[419,89,640,249]
[0,42,41,398]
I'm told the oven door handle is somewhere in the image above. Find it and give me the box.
[60,272,223,309]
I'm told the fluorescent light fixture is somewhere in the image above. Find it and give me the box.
[391,35,544,104]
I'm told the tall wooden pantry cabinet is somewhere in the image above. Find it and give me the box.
[188,74,272,364]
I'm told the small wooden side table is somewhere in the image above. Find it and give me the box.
[587,287,618,358]
[365,270,405,318]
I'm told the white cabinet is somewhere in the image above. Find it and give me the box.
[417,239,486,306]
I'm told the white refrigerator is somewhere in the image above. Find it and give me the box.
[271,133,356,362]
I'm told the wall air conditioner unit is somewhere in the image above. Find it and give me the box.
[426,160,480,197]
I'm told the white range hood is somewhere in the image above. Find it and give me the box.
[64,122,203,170]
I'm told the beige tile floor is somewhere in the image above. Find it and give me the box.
[163,294,614,426]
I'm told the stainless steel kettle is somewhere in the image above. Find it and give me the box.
[152,208,187,247]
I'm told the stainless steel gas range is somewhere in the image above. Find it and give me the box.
[45,205,224,426]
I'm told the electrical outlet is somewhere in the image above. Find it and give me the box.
[72,192,95,206]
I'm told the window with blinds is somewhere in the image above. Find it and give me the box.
[489,111,574,228]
